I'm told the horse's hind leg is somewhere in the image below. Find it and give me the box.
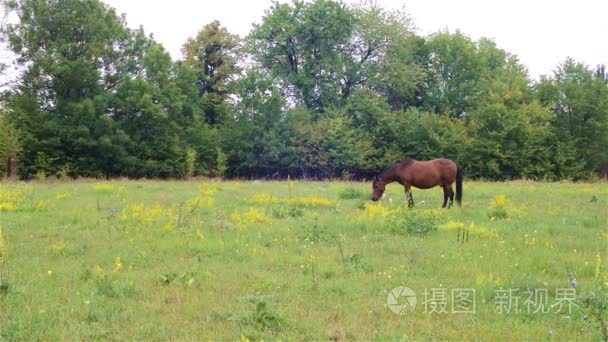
[447,185,454,208]
[442,186,449,208]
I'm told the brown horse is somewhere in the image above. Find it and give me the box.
[372,158,462,208]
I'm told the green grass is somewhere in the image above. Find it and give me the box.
[0,180,607,340]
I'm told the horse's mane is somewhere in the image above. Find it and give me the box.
[397,158,414,166]
[378,158,414,181]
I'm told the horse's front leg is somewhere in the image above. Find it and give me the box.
[404,186,414,208]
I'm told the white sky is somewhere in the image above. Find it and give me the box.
[101,0,608,80]
[0,0,603,82]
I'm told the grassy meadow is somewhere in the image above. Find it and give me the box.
[0,179,607,340]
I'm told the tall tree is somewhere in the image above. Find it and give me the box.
[353,5,424,111]
[595,64,608,83]
[182,20,241,126]
[0,110,21,177]
[421,32,510,118]
[536,58,608,177]
[0,0,17,89]
[5,0,149,177]
[247,0,354,113]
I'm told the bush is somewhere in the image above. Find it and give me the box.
[338,186,366,200]
[270,205,304,219]
[387,209,440,235]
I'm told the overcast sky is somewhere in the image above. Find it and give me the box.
[44,1,608,80]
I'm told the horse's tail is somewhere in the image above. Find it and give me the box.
[455,164,463,207]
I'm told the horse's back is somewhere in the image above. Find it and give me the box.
[409,158,457,187]
[432,158,458,182]
[431,158,456,166]
[415,158,456,171]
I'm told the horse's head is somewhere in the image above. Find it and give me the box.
[371,178,385,201]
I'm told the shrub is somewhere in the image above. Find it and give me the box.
[488,194,511,219]
[230,296,287,332]
[354,203,392,222]
[231,208,272,226]
[388,209,441,235]
[0,225,8,293]
[338,186,366,200]
[270,205,304,219]
[93,184,115,194]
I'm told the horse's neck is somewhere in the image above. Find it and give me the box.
[382,176,399,185]
[381,163,408,185]
[380,168,401,184]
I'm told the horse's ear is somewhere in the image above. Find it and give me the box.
[373,176,378,181]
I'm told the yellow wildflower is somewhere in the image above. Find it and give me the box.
[35,200,48,211]
[93,184,114,193]
[185,197,214,211]
[55,193,72,200]
[354,203,391,222]
[50,240,66,255]
[0,225,7,275]
[114,257,123,273]
[284,197,337,207]
[438,221,499,240]
[0,203,17,212]
[493,194,508,207]
[231,208,272,226]
[118,203,165,226]
[164,222,175,233]
[251,193,278,205]
[95,265,106,279]
[596,250,602,282]
[196,229,206,241]
[199,183,220,197]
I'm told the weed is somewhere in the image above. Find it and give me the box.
[93,184,115,194]
[338,186,365,200]
[297,225,331,244]
[231,208,272,226]
[0,225,8,293]
[50,240,66,255]
[388,209,441,235]
[580,287,608,341]
[251,194,336,208]
[354,203,392,222]
[270,205,304,219]
[160,272,196,287]
[230,295,287,332]
[348,253,371,272]
[488,194,511,219]
[438,221,499,240]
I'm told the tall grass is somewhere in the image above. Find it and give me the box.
[0,180,605,340]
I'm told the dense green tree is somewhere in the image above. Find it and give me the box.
[248,0,415,115]
[219,69,289,177]
[421,32,509,118]
[0,110,21,177]
[536,58,608,178]
[279,107,370,178]
[0,1,17,88]
[595,65,607,82]
[5,0,149,177]
[0,0,605,180]
[247,0,352,113]
[182,20,241,126]
[464,58,556,179]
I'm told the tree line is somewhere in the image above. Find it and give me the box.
[0,0,606,180]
